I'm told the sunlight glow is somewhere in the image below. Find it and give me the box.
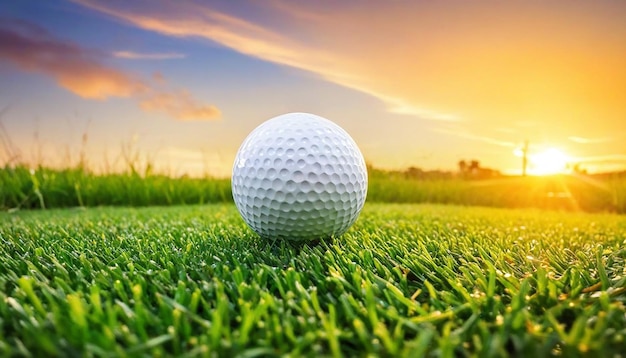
[530,148,569,175]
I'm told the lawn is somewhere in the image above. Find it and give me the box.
[1,203,625,356]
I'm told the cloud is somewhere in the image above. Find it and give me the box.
[72,0,457,121]
[384,97,459,121]
[433,126,517,148]
[113,50,186,60]
[73,0,626,135]
[0,17,219,120]
[140,90,221,120]
[152,72,166,83]
[0,18,144,99]
[568,136,612,144]
[575,154,626,164]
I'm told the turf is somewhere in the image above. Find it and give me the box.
[1,204,625,357]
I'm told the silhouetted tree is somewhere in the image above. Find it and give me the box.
[570,163,588,175]
[458,160,467,174]
[469,160,480,172]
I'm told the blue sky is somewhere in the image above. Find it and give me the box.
[1,0,625,176]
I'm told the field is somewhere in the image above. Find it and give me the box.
[1,203,625,356]
[2,166,626,213]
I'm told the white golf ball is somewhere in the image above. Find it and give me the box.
[232,112,368,241]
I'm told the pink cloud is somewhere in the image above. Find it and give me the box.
[0,18,219,120]
[113,50,186,60]
[140,90,221,120]
[0,18,144,99]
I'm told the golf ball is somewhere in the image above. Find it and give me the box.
[232,112,368,241]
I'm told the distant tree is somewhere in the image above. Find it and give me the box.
[570,163,588,175]
[469,160,480,172]
[458,160,467,174]
[405,166,424,179]
[457,159,501,180]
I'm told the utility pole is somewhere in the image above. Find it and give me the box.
[522,140,529,177]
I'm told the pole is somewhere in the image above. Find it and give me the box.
[522,140,529,177]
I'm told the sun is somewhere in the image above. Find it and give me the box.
[530,148,570,175]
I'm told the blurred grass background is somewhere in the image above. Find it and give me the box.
[2,164,625,213]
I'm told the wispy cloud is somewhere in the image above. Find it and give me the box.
[67,0,626,137]
[434,126,517,148]
[568,136,612,144]
[495,127,516,134]
[0,18,143,99]
[72,0,457,121]
[140,90,221,120]
[113,50,186,60]
[0,18,219,120]
[574,154,626,164]
[384,97,459,121]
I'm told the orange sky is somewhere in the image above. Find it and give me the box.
[1,1,625,176]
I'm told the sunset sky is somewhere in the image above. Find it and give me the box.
[1,0,625,177]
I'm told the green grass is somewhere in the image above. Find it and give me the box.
[1,166,231,210]
[3,165,626,213]
[1,203,625,356]
[367,170,626,213]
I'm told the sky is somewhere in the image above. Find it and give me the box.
[1,0,625,177]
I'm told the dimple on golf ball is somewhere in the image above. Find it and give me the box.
[231,112,368,241]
